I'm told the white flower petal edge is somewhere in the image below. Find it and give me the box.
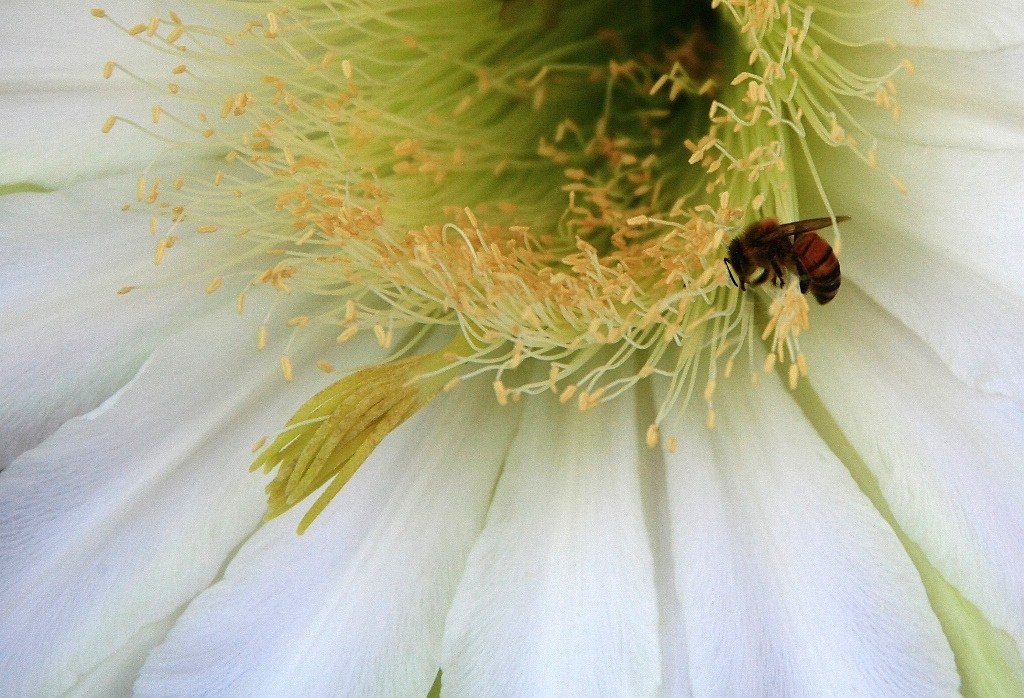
[0,301,386,697]
[658,370,960,695]
[802,286,1024,656]
[68,617,177,698]
[0,171,231,467]
[808,40,1024,301]
[134,378,522,697]
[822,0,1024,52]
[634,425,692,696]
[832,220,1024,405]
[795,38,1024,403]
[812,138,1024,300]
[830,42,1024,151]
[440,391,661,697]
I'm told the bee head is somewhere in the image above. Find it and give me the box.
[724,237,748,288]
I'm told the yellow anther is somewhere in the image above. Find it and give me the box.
[646,423,660,448]
[154,238,167,265]
[559,385,577,404]
[493,380,510,406]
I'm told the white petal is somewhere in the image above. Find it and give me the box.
[0,87,190,188]
[834,219,1024,404]
[809,137,1024,298]
[827,43,1024,151]
[658,371,959,696]
[135,378,520,697]
[797,41,1024,402]
[67,617,175,698]
[801,286,1024,653]
[0,1,171,84]
[819,0,1024,52]
[0,301,386,696]
[0,172,223,467]
[635,420,692,696]
[441,391,661,697]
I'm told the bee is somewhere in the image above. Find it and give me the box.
[724,216,848,305]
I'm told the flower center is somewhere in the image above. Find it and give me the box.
[93,0,911,527]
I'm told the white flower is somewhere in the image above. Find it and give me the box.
[2,0,1024,695]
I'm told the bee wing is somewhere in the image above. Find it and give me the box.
[770,215,850,239]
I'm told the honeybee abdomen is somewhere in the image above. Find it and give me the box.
[793,233,840,304]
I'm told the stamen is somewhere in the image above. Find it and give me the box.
[97,0,912,517]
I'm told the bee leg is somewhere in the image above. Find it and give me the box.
[724,258,740,288]
[772,260,786,286]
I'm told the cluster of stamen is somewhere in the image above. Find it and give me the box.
[92,0,912,478]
